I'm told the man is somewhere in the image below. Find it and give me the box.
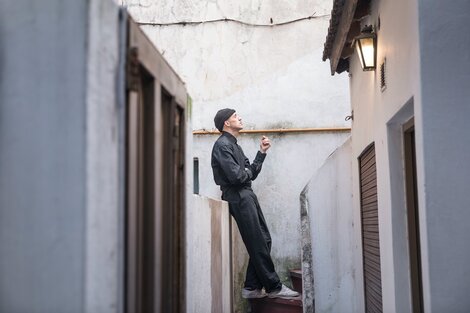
[211,108,299,299]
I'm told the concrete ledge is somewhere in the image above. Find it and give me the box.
[187,195,231,313]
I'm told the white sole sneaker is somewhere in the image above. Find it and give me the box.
[268,284,300,299]
[242,288,267,299]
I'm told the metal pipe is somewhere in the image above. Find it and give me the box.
[116,8,128,313]
[193,127,351,135]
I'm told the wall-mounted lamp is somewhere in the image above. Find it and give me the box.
[354,25,377,71]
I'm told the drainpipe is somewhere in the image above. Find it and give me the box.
[116,8,128,313]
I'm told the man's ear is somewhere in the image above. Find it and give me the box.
[224,120,230,127]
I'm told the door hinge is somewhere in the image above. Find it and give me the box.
[126,46,140,91]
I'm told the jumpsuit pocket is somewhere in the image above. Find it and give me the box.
[222,187,242,203]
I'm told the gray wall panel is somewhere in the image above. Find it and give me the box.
[0,1,88,312]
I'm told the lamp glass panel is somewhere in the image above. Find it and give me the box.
[356,41,365,69]
[359,37,375,68]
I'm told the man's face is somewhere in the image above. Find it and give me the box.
[225,112,243,131]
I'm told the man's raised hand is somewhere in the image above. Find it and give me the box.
[260,136,271,153]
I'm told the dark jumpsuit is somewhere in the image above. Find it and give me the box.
[211,131,281,292]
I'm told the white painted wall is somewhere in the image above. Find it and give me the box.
[305,137,358,313]
[416,1,470,311]
[345,0,470,311]
[197,131,350,312]
[121,3,351,310]
[85,1,122,312]
[195,133,350,261]
[347,0,422,311]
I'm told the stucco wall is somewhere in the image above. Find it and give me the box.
[0,1,88,311]
[305,137,358,313]
[84,1,122,312]
[120,2,350,309]
[0,1,123,311]
[347,0,422,311]
[347,0,470,311]
[417,1,470,311]
[195,132,349,290]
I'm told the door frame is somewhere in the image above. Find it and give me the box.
[403,118,424,313]
[386,98,425,312]
[124,17,188,313]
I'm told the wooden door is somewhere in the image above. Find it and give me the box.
[125,17,188,313]
[126,64,156,313]
[160,93,186,313]
[359,144,383,313]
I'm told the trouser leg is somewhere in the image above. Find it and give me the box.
[244,259,261,290]
[244,204,274,290]
[229,188,281,293]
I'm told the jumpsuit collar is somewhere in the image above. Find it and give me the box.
[222,131,238,144]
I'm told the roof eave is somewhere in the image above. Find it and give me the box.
[322,0,371,75]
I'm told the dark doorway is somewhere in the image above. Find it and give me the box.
[161,92,186,313]
[125,64,156,313]
[124,18,188,313]
[403,119,424,313]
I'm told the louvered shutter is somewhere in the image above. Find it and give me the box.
[359,144,383,313]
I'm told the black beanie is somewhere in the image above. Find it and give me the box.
[214,108,236,132]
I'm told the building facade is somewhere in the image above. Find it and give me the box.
[312,0,470,312]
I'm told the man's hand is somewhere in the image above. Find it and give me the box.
[260,136,271,153]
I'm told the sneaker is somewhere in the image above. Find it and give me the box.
[242,288,267,299]
[267,284,300,299]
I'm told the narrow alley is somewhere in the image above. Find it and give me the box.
[1,0,469,313]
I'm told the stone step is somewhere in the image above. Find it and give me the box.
[248,269,304,313]
[289,269,303,294]
[249,296,302,313]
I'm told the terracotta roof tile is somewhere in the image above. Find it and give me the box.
[322,0,345,61]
